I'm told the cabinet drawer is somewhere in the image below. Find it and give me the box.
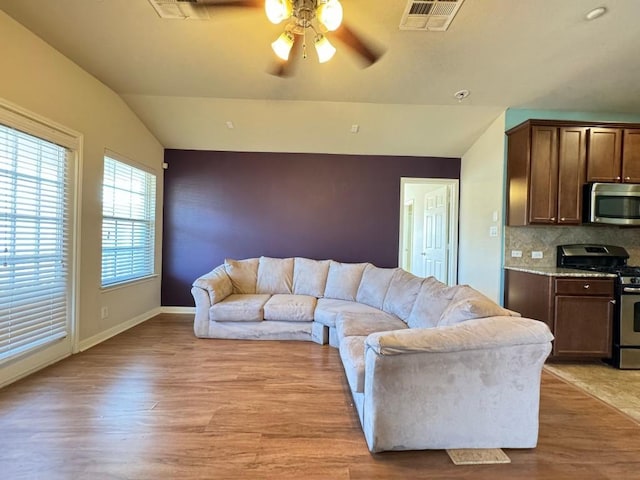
[555,278,613,296]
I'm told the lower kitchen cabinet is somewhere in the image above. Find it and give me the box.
[504,270,614,359]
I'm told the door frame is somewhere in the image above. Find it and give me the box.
[399,178,459,285]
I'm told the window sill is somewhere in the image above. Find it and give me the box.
[100,274,159,292]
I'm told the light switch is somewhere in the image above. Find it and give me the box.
[492,211,499,222]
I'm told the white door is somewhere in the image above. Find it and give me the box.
[401,201,414,271]
[422,186,449,283]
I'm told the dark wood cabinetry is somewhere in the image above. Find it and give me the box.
[507,120,640,226]
[586,128,640,183]
[504,270,614,359]
[506,122,586,226]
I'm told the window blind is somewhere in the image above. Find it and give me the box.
[101,156,156,286]
[0,124,71,364]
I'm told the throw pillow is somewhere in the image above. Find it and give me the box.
[192,265,233,305]
[355,264,397,309]
[382,269,424,321]
[323,261,369,301]
[293,257,331,297]
[406,276,457,329]
[438,285,516,327]
[256,256,294,294]
[224,258,259,294]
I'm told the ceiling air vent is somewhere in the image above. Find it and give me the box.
[400,0,465,31]
[147,0,210,20]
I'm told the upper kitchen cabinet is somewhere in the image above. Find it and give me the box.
[587,128,640,183]
[506,120,586,226]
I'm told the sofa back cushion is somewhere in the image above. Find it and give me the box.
[406,276,456,329]
[382,269,424,321]
[192,265,233,305]
[224,258,259,294]
[356,265,397,310]
[324,261,369,301]
[293,257,331,297]
[256,256,294,294]
[438,285,517,326]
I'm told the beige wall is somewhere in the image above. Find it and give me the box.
[458,112,506,303]
[0,12,164,345]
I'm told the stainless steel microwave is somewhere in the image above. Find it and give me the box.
[583,182,640,226]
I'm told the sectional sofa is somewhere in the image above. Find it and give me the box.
[191,256,553,452]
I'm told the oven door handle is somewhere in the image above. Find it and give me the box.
[623,287,640,293]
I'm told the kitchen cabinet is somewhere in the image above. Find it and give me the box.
[586,127,640,183]
[506,121,586,226]
[504,270,614,359]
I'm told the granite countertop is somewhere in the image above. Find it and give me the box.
[504,266,617,278]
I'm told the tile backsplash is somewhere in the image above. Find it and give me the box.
[504,226,640,267]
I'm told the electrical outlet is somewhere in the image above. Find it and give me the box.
[489,226,498,237]
[101,306,109,319]
[511,250,523,258]
[532,251,543,259]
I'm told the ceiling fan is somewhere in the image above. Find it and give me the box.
[189,0,384,77]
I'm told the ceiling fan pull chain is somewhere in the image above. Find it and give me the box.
[302,28,307,59]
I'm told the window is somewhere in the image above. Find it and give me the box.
[101,155,156,287]
[0,124,72,364]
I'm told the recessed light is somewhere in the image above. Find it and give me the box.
[585,6,607,21]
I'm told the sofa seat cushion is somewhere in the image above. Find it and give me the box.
[209,294,270,322]
[293,258,331,297]
[336,311,407,341]
[256,256,294,294]
[314,298,391,328]
[356,265,398,310]
[264,294,317,322]
[339,335,366,393]
[324,261,369,301]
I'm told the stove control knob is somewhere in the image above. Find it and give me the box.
[632,277,638,284]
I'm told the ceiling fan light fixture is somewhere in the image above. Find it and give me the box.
[314,34,336,63]
[265,0,292,25]
[317,0,343,31]
[272,31,295,60]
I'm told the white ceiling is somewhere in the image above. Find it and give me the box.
[1,0,639,157]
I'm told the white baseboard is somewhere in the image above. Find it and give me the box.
[161,306,195,314]
[78,306,163,352]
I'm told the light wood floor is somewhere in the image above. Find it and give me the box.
[2,314,640,480]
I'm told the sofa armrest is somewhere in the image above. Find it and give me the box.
[365,316,553,356]
[191,265,233,338]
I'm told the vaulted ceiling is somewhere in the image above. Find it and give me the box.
[1,0,639,157]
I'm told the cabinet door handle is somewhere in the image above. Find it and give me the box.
[560,217,566,221]
[616,176,621,180]
[625,176,631,181]
[610,299,617,305]
[583,284,590,289]
[551,217,556,221]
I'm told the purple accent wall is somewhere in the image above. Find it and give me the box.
[162,150,460,306]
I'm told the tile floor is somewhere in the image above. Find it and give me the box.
[544,362,640,424]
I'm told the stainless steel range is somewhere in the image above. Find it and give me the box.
[557,244,640,369]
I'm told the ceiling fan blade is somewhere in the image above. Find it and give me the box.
[270,34,303,78]
[190,0,263,10]
[333,22,384,67]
